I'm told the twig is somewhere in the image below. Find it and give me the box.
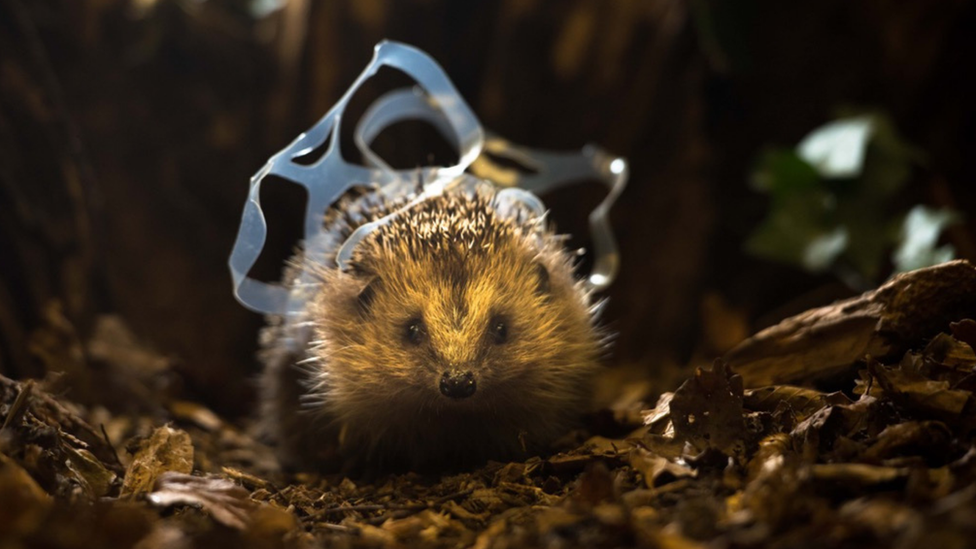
[99,423,124,468]
[365,488,474,525]
[313,522,361,535]
[1,379,34,431]
[432,488,474,505]
[315,502,424,517]
[312,487,474,525]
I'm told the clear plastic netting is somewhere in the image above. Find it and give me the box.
[229,41,628,316]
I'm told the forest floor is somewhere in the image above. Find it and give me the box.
[4,262,976,549]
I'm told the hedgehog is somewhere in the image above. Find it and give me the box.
[258,177,603,472]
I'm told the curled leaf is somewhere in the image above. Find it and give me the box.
[147,472,257,530]
[63,445,117,498]
[629,448,695,488]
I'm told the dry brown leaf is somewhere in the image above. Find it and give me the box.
[573,461,615,506]
[442,499,486,524]
[0,453,52,537]
[168,401,224,432]
[492,462,527,484]
[838,498,923,542]
[132,524,191,549]
[63,444,117,498]
[861,421,952,463]
[809,463,908,486]
[924,332,976,369]
[744,385,828,420]
[629,447,695,488]
[744,432,792,482]
[120,425,194,499]
[380,509,463,541]
[641,392,674,432]
[950,319,976,351]
[870,362,971,416]
[669,360,746,456]
[146,472,255,529]
[546,452,604,473]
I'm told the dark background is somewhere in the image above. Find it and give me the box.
[1,0,974,415]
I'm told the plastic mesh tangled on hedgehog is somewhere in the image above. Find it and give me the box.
[229,42,628,471]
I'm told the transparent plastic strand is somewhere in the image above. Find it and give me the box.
[229,41,483,314]
[229,41,628,315]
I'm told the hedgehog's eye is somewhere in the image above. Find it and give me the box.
[405,317,426,345]
[489,315,508,345]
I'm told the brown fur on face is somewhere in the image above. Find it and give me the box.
[259,186,601,471]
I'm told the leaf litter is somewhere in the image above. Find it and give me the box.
[5,311,976,546]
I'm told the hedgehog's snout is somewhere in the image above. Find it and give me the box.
[439,369,476,399]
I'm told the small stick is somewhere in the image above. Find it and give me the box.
[314,522,361,535]
[1,379,34,431]
[365,488,475,525]
[99,423,124,468]
[314,487,474,524]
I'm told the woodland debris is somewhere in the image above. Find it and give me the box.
[6,276,976,547]
[145,471,296,531]
[0,453,52,536]
[120,425,194,499]
[668,360,746,457]
[726,260,976,387]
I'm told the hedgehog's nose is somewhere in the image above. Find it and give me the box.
[440,370,476,399]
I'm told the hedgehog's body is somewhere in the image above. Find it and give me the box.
[259,179,601,471]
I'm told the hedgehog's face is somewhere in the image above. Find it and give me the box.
[310,233,599,452]
[306,192,600,462]
[365,248,555,405]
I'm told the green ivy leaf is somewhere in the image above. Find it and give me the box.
[797,115,874,179]
[745,110,950,285]
[751,148,821,194]
[745,188,836,271]
[893,206,961,273]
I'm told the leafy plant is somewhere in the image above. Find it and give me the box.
[746,112,959,288]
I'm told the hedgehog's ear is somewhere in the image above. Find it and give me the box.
[534,262,551,296]
[356,277,381,316]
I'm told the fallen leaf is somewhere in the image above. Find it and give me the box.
[146,472,254,529]
[132,524,190,549]
[629,448,695,488]
[861,421,953,464]
[642,392,674,433]
[790,405,843,462]
[573,462,615,506]
[120,425,194,499]
[745,433,793,482]
[168,401,224,432]
[0,453,52,537]
[809,463,908,486]
[950,319,976,350]
[870,362,970,416]
[923,332,976,369]
[669,360,746,456]
[744,385,828,420]
[838,498,922,542]
[63,444,117,498]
